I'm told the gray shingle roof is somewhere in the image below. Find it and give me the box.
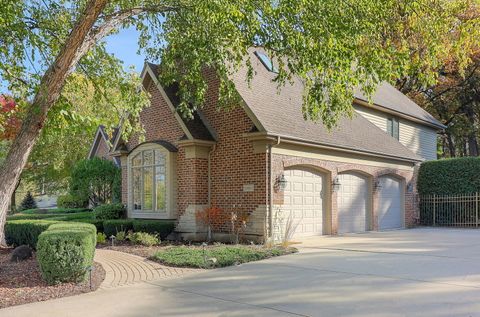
[353,83,445,129]
[230,49,423,162]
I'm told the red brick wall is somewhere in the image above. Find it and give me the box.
[123,77,211,217]
[200,69,268,233]
[271,154,417,234]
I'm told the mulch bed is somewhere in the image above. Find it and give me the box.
[97,241,176,258]
[0,247,105,309]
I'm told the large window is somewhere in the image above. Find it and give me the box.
[131,149,167,213]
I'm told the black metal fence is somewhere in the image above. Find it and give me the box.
[419,193,480,227]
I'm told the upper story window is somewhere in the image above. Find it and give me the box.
[254,51,278,73]
[387,117,399,140]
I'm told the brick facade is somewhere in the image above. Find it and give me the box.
[114,65,420,242]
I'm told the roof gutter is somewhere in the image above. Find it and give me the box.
[244,132,422,164]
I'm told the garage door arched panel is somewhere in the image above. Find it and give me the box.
[282,168,325,238]
[337,172,370,234]
[378,176,404,230]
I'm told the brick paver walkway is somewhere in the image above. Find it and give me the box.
[94,249,203,289]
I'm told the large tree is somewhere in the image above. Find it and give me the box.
[1,0,479,245]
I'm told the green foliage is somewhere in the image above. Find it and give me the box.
[152,245,294,268]
[103,219,133,237]
[94,203,125,221]
[96,232,107,244]
[5,220,57,248]
[132,220,174,239]
[70,158,121,207]
[21,207,91,214]
[417,157,480,195]
[127,232,159,247]
[19,191,37,211]
[47,211,94,222]
[115,231,126,241]
[74,218,104,233]
[57,194,88,209]
[36,223,96,285]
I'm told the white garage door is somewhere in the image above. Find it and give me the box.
[378,176,404,230]
[283,169,324,238]
[337,172,369,234]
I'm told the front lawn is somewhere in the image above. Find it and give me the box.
[151,245,297,268]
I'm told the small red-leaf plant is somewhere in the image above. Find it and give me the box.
[195,204,224,242]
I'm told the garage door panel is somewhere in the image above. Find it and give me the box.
[283,169,324,238]
[378,176,403,230]
[337,173,369,234]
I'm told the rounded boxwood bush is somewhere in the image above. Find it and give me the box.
[94,203,125,220]
[36,223,96,285]
[57,193,88,209]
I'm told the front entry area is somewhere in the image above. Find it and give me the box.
[283,168,325,238]
[337,172,370,234]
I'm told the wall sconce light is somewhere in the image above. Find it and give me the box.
[276,174,288,192]
[374,179,382,192]
[407,183,414,193]
[332,177,341,192]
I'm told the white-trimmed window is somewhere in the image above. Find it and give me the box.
[128,143,176,218]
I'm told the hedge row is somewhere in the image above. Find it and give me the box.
[418,157,480,195]
[103,219,174,239]
[37,222,96,285]
[7,211,93,221]
[5,220,58,248]
[20,208,91,215]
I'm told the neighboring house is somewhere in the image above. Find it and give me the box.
[93,49,445,242]
[88,125,121,167]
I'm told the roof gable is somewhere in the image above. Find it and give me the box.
[231,49,422,162]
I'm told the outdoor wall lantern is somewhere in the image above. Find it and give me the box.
[374,179,382,192]
[276,174,288,192]
[332,177,341,192]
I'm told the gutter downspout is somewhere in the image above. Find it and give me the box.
[268,136,281,239]
[208,144,217,207]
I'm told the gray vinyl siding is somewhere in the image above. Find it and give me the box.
[354,105,438,161]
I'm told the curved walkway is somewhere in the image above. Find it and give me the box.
[94,249,203,289]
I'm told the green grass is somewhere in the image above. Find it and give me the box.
[8,211,94,221]
[151,245,296,268]
[20,208,91,214]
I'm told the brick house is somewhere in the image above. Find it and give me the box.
[90,49,445,242]
[88,125,121,167]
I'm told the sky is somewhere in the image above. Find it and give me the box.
[104,27,146,72]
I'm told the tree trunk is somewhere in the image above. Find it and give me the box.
[0,0,108,246]
[465,105,479,156]
[446,132,456,158]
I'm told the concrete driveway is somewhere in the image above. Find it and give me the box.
[2,228,480,317]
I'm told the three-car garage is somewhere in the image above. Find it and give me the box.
[280,167,405,238]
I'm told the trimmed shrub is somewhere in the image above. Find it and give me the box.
[37,223,96,285]
[48,211,94,222]
[418,157,480,195]
[7,213,60,220]
[127,232,159,246]
[19,191,37,211]
[57,194,88,209]
[132,220,174,239]
[74,218,104,232]
[94,203,125,220]
[5,220,57,248]
[103,219,133,236]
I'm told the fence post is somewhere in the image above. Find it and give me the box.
[476,192,479,228]
[433,194,436,227]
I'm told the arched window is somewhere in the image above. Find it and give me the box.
[128,143,175,217]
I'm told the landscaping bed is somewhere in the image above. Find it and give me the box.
[99,242,296,269]
[0,247,105,309]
